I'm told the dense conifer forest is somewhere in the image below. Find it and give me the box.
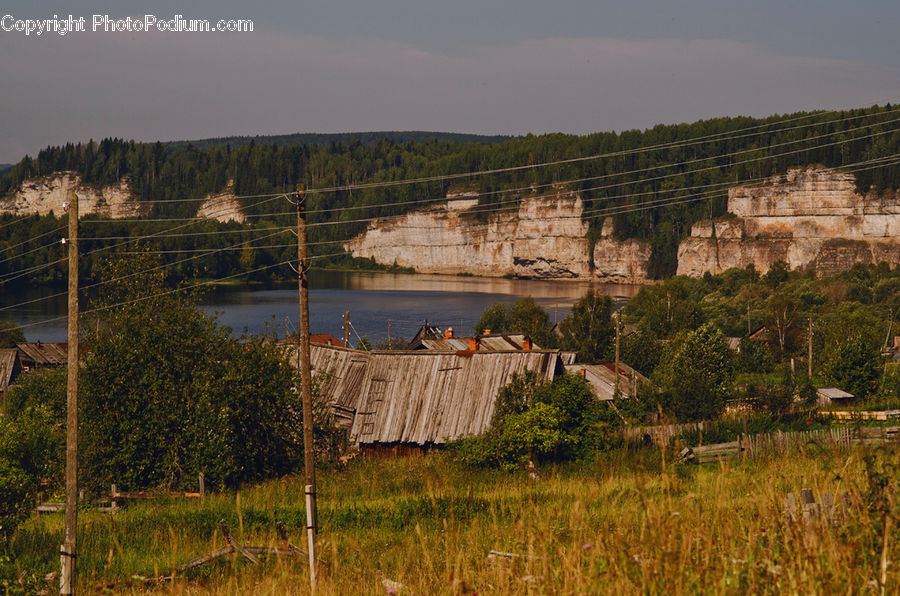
[2,105,899,286]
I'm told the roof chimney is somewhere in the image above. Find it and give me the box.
[36,340,41,348]
[522,337,532,351]
[444,327,454,339]
[483,328,491,335]
[469,337,478,351]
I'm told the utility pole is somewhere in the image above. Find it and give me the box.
[60,190,78,595]
[295,184,317,590]
[747,303,751,336]
[343,310,350,348]
[808,317,813,380]
[614,312,621,395]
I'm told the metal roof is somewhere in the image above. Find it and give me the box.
[816,387,854,400]
[305,344,560,445]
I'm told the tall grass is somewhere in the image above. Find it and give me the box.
[7,443,898,594]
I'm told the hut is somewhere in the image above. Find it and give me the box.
[815,387,854,406]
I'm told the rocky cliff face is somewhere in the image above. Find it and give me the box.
[593,218,652,283]
[1,172,248,222]
[0,172,149,218]
[677,168,900,277]
[196,183,246,223]
[345,188,589,277]
[345,189,653,280]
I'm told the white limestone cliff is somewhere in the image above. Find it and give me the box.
[0,172,148,218]
[677,167,900,277]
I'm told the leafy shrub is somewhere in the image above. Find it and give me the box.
[652,323,735,421]
[4,367,66,420]
[454,372,617,470]
[0,404,63,542]
[736,337,773,373]
[822,335,882,399]
[77,255,320,491]
[0,320,24,349]
[0,459,31,542]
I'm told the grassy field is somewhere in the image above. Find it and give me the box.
[7,442,899,595]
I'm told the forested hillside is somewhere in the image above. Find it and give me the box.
[2,105,899,286]
[164,131,516,153]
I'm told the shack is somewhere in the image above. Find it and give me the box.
[816,387,854,406]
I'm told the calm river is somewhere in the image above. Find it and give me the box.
[2,271,643,343]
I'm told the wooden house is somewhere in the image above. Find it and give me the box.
[305,343,562,454]
[16,342,67,371]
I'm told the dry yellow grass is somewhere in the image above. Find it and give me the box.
[10,443,898,594]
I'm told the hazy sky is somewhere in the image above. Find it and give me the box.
[1,0,898,162]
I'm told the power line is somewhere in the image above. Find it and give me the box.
[315,125,900,233]
[5,155,898,332]
[61,107,900,223]
[12,252,348,333]
[0,193,289,286]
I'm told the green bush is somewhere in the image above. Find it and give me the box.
[822,335,882,399]
[0,404,63,543]
[736,337,773,373]
[652,323,735,421]
[77,255,319,491]
[4,367,66,420]
[0,459,31,542]
[453,372,616,470]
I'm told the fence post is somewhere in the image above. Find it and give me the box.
[199,472,205,500]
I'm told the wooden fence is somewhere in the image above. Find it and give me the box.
[622,421,715,446]
[685,426,898,464]
[827,409,900,421]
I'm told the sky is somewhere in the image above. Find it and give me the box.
[1,0,899,163]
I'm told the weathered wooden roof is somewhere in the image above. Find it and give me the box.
[305,344,560,445]
[16,342,67,365]
[564,362,649,400]
[0,349,19,393]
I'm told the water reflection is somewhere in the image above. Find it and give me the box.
[3,271,645,343]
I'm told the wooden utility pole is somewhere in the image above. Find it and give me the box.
[61,190,78,595]
[295,184,317,590]
[747,303,751,336]
[614,312,621,395]
[343,310,350,348]
[808,317,813,379]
